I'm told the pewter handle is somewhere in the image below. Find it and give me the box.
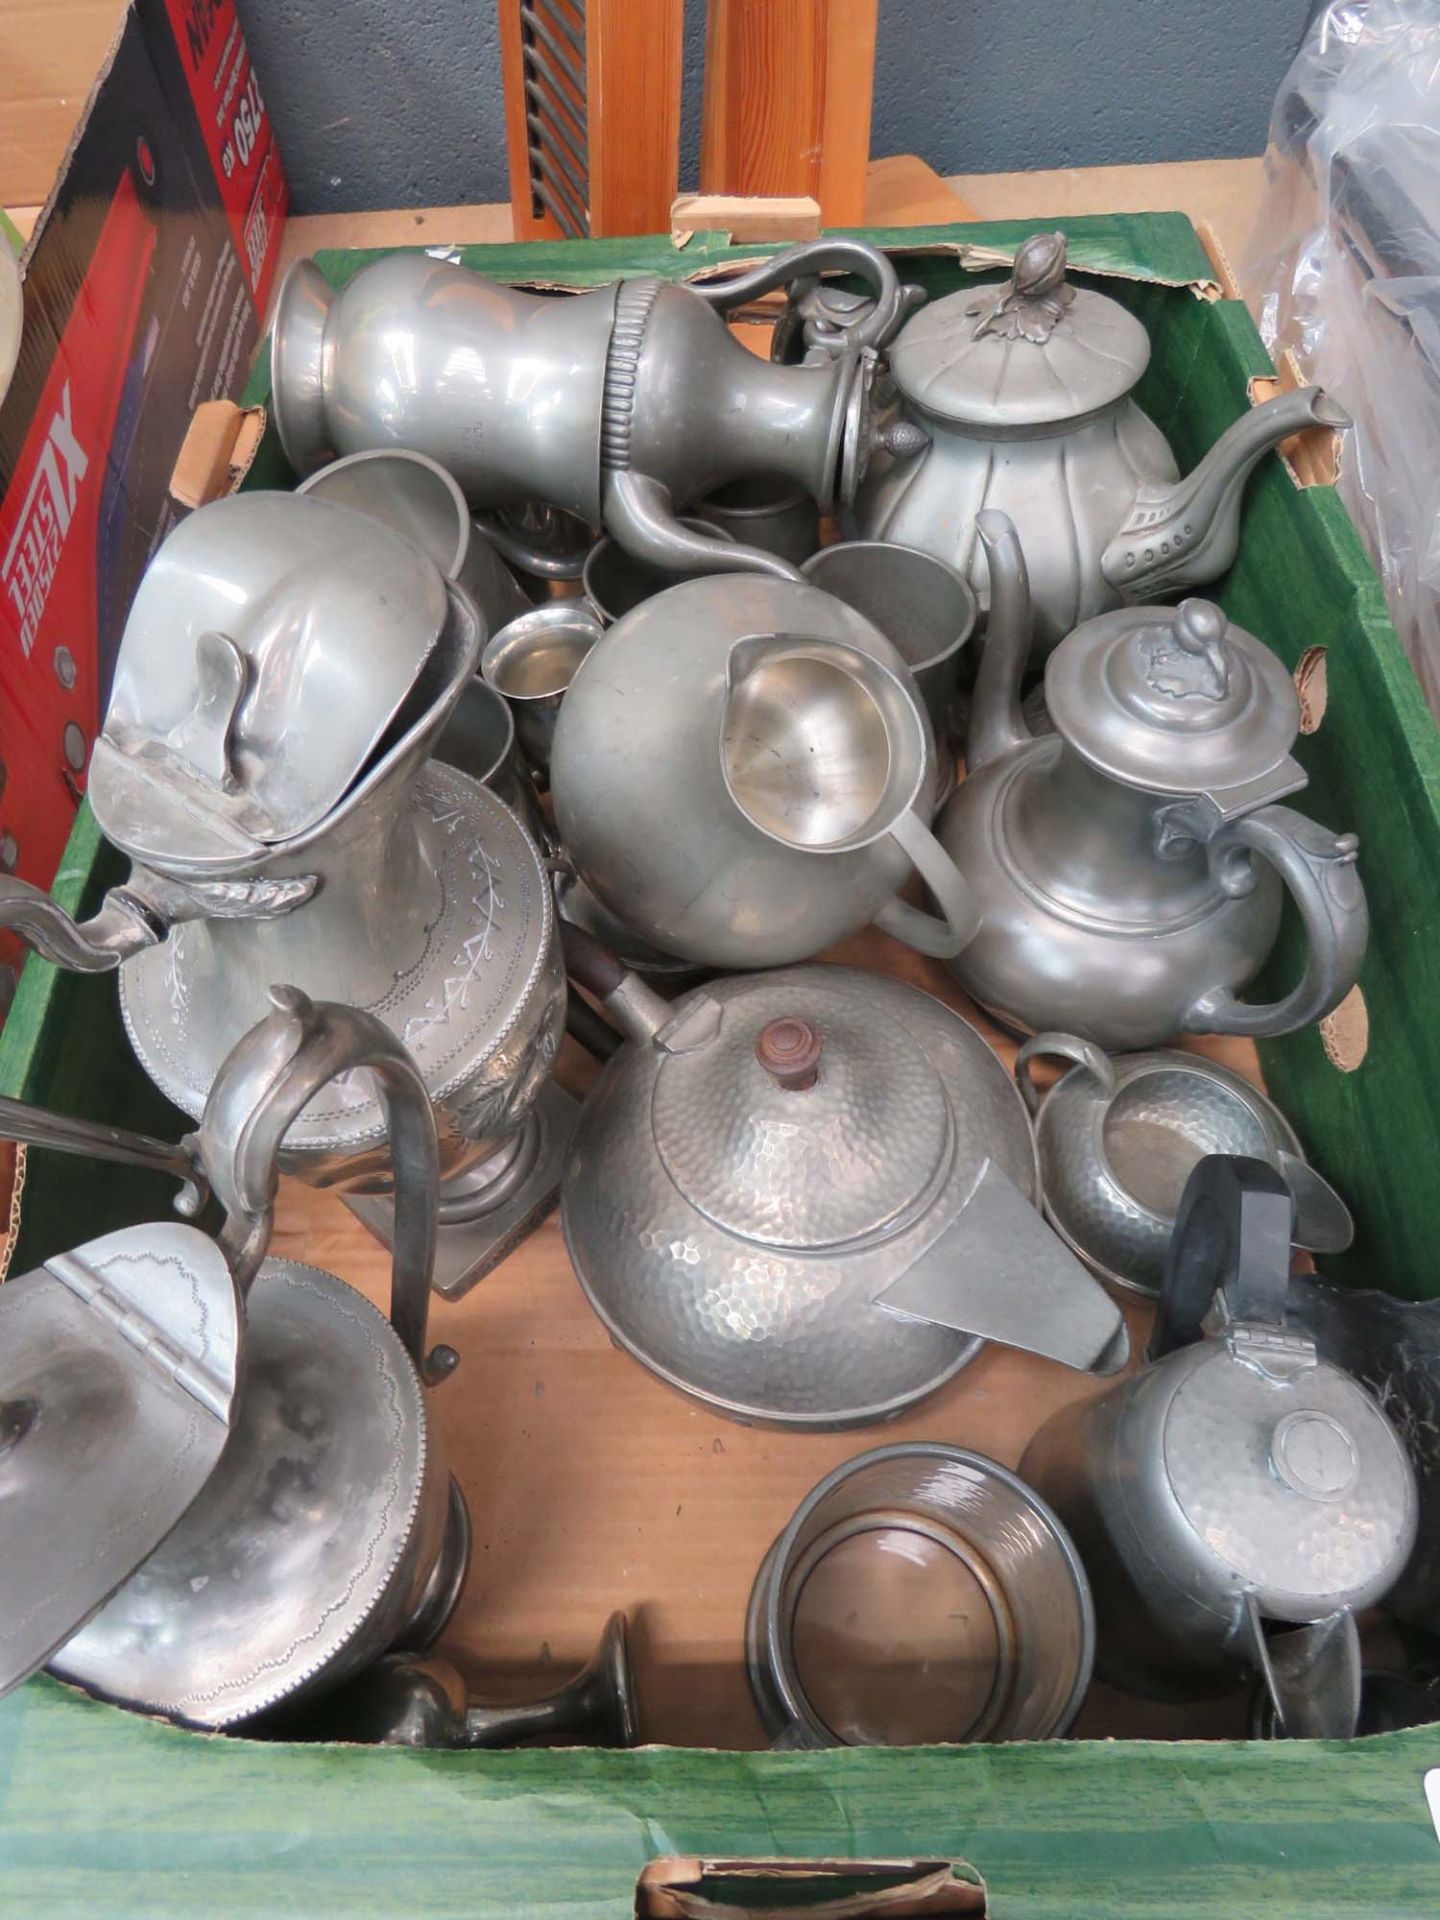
[1150,1154,1293,1362]
[0,1096,207,1215]
[871,806,981,959]
[691,239,905,353]
[1013,1033,1118,1116]
[1185,804,1368,1039]
[201,985,457,1385]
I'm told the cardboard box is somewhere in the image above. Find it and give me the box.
[0,0,284,988]
[2,213,1440,1915]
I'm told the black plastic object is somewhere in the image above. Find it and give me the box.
[1150,1154,1295,1360]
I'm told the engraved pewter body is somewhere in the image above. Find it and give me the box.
[1021,1156,1417,1738]
[0,493,567,1293]
[857,231,1347,656]
[270,239,906,582]
[938,513,1368,1049]
[559,929,1125,1429]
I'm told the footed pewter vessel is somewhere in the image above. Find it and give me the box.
[0,492,567,1295]
[857,231,1347,656]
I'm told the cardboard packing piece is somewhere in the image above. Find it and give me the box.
[0,0,285,977]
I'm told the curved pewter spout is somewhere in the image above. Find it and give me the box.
[0,866,315,974]
[601,470,802,584]
[964,509,1035,775]
[1102,387,1350,601]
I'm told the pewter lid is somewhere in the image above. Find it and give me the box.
[1163,1337,1416,1621]
[90,492,452,868]
[886,232,1150,430]
[51,1256,430,1728]
[650,976,952,1250]
[0,1223,241,1700]
[1046,599,1302,797]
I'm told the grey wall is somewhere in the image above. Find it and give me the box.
[237,0,1314,217]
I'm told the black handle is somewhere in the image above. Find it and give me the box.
[1150,1154,1295,1360]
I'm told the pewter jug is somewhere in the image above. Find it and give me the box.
[271,239,903,582]
[0,492,567,1293]
[558,926,1126,1430]
[856,231,1347,656]
[550,573,979,969]
[937,512,1368,1049]
[1021,1156,1417,1737]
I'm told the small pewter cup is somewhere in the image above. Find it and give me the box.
[481,601,602,778]
[697,475,821,569]
[802,539,976,733]
[746,1443,1094,1748]
[581,517,730,625]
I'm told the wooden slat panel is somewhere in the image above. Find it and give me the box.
[498,0,566,240]
[700,0,878,227]
[586,0,683,237]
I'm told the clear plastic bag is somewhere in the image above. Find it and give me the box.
[1241,0,1440,716]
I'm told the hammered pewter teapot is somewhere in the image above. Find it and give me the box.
[1021,1156,1417,1737]
[938,512,1369,1049]
[559,926,1126,1429]
[271,238,904,582]
[0,987,468,1728]
[856,231,1347,656]
[550,574,979,969]
[0,492,568,1296]
[1015,1031,1353,1296]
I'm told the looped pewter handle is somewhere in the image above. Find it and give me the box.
[1185,804,1368,1039]
[201,985,457,1385]
[1013,1032,1118,1116]
[692,238,905,355]
[872,806,981,959]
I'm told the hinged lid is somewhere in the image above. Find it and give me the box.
[650,975,952,1250]
[1162,1333,1415,1619]
[90,492,451,869]
[1046,599,1303,798]
[886,232,1150,430]
[0,1223,241,1700]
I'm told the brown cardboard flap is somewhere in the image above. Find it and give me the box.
[169,400,268,509]
[637,1858,986,1918]
[1248,361,1344,490]
[671,195,823,246]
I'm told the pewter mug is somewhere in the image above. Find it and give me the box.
[857,231,1348,656]
[550,573,980,969]
[1020,1156,1417,1737]
[481,599,603,777]
[271,238,903,583]
[938,513,1368,1049]
[801,539,976,733]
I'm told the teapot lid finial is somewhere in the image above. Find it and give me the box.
[973,232,1074,344]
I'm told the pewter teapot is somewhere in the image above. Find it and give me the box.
[0,493,566,1290]
[271,239,905,582]
[1021,1156,1417,1737]
[856,231,1347,657]
[937,512,1368,1050]
[550,573,979,969]
[559,925,1126,1430]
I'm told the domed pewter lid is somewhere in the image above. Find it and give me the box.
[1162,1334,1415,1622]
[1045,598,1302,798]
[89,492,454,870]
[651,990,952,1250]
[886,232,1151,430]
[560,953,1127,1430]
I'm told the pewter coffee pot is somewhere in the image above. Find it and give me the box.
[559,926,1126,1429]
[856,231,1347,656]
[938,513,1368,1049]
[0,987,468,1727]
[0,492,566,1294]
[1021,1156,1417,1737]
[550,573,979,969]
[271,239,905,582]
